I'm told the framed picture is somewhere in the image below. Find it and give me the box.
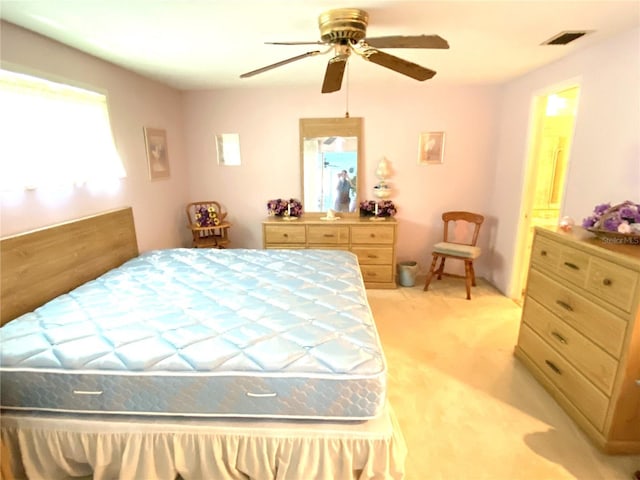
[418,131,445,165]
[144,127,170,179]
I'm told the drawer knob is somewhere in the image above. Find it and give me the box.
[563,261,579,270]
[283,233,289,238]
[545,360,562,375]
[540,250,547,257]
[367,254,378,259]
[602,278,612,286]
[370,233,376,238]
[555,300,573,312]
[323,234,335,238]
[551,331,568,344]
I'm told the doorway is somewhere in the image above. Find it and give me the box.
[513,85,580,303]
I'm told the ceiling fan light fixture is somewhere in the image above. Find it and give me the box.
[318,8,369,44]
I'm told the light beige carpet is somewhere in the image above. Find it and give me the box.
[368,276,640,480]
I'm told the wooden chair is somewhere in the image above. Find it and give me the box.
[423,211,485,300]
[186,201,231,248]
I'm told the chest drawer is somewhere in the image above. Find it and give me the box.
[531,235,560,272]
[518,324,609,431]
[351,225,395,244]
[526,269,627,357]
[308,225,349,245]
[522,297,618,395]
[557,247,590,288]
[587,258,638,313]
[351,246,393,265]
[264,225,306,244]
[360,265,393,283]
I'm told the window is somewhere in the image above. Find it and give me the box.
[0,69,126,190]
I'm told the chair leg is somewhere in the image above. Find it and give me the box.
[469,261,477,286]
[423,254,439,291]
[436,257,446,280]
[464,260,472,300]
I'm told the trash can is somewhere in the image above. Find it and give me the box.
[397,261,418,287]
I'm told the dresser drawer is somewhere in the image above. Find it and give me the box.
[531,235,560,272]
[587,258,638,313]
[360,265,393,283]
[308,225,349,245]
[264,225,306,244]
[522,297,618,395]
[351,246,393,265]
[527,269,626,357]
[518,324,609,431]
[557,247,590,288]
[351,225,395,244]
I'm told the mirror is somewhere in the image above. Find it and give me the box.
[216,133,241,166]
[300,117,362,214]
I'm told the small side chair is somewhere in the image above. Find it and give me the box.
[423,211,485,300]
[186,201,231,248]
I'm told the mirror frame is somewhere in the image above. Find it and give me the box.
[299,117,363,216]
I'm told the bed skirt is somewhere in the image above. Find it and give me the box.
[0,402,406,480]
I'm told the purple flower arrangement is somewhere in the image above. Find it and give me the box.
[359,200,397,217]
[267,198,303,217]
[195,205,221,227]
[582,201,640,235]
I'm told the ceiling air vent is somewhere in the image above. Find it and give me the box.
[542,30,592,45]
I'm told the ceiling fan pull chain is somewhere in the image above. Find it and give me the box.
[345,61,350,118]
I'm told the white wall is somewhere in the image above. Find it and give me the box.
[0,22,189,252]
[183,83,500,276]
[488,27,640,295]
[3,20,637,296]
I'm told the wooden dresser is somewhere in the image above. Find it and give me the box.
[514,227,640,454]
[262,216,397,289]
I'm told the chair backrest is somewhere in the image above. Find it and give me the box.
[186,201,226,226]
[441,211,484,246]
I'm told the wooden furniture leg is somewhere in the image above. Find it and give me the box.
[464,260,472,300]
[423,254,439,291]
[436,257,446,280]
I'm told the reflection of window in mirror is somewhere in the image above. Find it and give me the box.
[303,138,358,212]
[216,133,241,166]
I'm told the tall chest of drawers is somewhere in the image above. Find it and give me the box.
[262,216,397,289]
[514,227,640,453]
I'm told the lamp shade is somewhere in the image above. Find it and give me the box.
[376,158,390,179]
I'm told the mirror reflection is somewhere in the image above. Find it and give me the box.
[300,118,362,214]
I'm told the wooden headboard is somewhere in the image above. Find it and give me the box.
[1,207,139,326]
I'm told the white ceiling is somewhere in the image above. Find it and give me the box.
[1,1,639,92]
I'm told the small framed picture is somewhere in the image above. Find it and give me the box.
[144,127,170,179]
[418,131,445,165]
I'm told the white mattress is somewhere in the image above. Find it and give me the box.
[1,249,387,420]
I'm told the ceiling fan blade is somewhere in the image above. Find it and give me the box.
[362,49,436,81]
[321,54,348,93]
[240,51,321,78]
[364,35,449,49]
[265,41,325,46]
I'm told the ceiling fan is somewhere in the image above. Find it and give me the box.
[240,8,449,93]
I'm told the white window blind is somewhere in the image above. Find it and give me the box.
[0,69,126,190]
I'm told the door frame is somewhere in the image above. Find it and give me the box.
[510,78,582,300]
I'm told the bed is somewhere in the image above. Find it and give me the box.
[0,207,406,479]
